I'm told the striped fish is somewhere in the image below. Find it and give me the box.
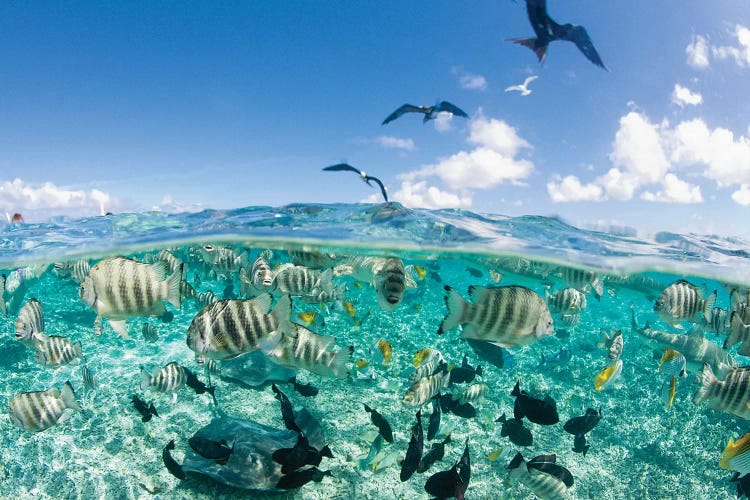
[186,294,292,362]
[597,329,623,365]
[661,375,677,411]
[140,362,187,392]
[705,307,731,335]
[156,249,183,274]
[545,287,587,315]
[15,298,46,346]
[266,324,353,379]
[507,452,573,499]
[450,383,488,405]
[195,290,218,308]
[726,312,750,355]
[54,260,90,283]
[693,364,750,419]
[9,381,81,432]
[654,280,716,327]
[34,336,83,366]
[271,265,338,304]
[409,357,445,384]
[0,273,5,315]
[82,365,97,391]
[659,348,687,377]
[374,258,408,310]
[413,348,443,368]
[402,369,450,407]
[142,323,159,343]
[439,285,554,348]
[206,359,221,374]
[199,245,245,273]
[561,266,603,298]
[78,257,183,338]
[560,313,580,327]
[180,280,196,301]
[721,433,750,476]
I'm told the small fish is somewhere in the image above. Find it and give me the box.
[403,368,450,407]
[511,381,559,425]
[597,329,624,365]
[546,287,587,315]
[427,397,442,441]
[594,359,623,391]
[661,375,677,411]
[81,365,97,391]
[272,433,310,472]
[265,324,352,379]
[400,410,424,482]
[374,258,410,310]
[563,408,602,437]
[439,394,477,419]
[155,249,182,274]
[358,434,385,470]
[342,301,357,317]
[34,336,83,366]
[15,298,46,346]
[375,338,393,366]
[183,367,214,396]
[188,436,234,464]
[409,357,445,384]
[142,323,159,343]
[195,290,218,308]
[572,434,590,457]
[721,433,750,476]
[272,383,301,433]
[659,348,687,378]
[489,270,503,284]
[131,394,159,422]
[9,381,81,431]
[413,348,441,367]
[417,435,451,474]
[726,311,750,352]
[276,467,332,490]
[507,452,573,500]
[363,404,394,443]
[162,440,186,480]
[654,279,716,327]
[704,307,731,335]
[140,362,187,393]
[450,383,488,405]
[292,377,319,397]
[296,311,319,326]
[536,348,573,370]
[413,265,427,280]
[496,413,533,447]
[693,364,750,419]
[355,359,369,369]
[54,259,91,283]
[424,440,471,500]
[206,359,221,374]
[448,354,483,384]
[561,267,603,299]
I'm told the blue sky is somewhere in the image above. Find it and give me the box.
[1,1,748,237]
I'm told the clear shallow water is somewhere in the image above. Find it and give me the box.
[1,202,749,499]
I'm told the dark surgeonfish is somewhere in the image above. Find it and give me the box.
[496,413,533,447]
[563,407,602,446]
[276,467,332,490]
[272,383,301,433]
[272,433,311,473]
[448,354,483,384]
[424,440,471,500]
[507,0,608,70]
[291,377,319,397]
[364,404,394,443]
[382,101,469,125]
[417,435,451,474]
[427,397,442,441]
[322,163,388,202]
[401,410,424,482]
[439,394,477,419]
[511,381,559,425]
[572,434,589,457]
[730,471,750,498]
[131,394,158,423]
[184,367,215,396]
[188,436,234,465]
[163,440,187,480]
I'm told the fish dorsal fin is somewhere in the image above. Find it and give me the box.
[150,260,168,281]
[467,285,487,301]
[528,455,574,488]
[250,293,273,314]
[687,325,705,339]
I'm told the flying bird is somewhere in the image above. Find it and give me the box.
[505,75,538,96]
[507,0,607,71]
[322,163,388,202]
[382,100,469,125]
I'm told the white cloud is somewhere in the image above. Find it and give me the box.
[641,173,703,203]
[732,184,750,206]
[671,84,703,107]
[0,178,119,220]
[391,181,472,209]
[468,117,531,156]
[546,175,603,202]
[152,195,204,213]
[608,111,670,187]
[452,66,488,91]
[686,34,710,69]
[712,24,750,67]
[433,112,454,132]
[374,135,415,151]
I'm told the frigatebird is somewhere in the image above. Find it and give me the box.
[382,101,469,125]
[322,163,388,202]
[507,0,607,71]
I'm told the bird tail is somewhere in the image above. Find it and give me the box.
[507,37,547,63]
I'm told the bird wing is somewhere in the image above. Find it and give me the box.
[523,75,539,87]
[525,0,550,39]
[364,176,388,202]
[437,101,469,118]
[322,163,362,174]
[505,85,523,93]
[382,104,424,125]
[506,37,547,63]
[567,25,608,70]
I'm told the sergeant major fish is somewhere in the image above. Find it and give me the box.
[693,364,750,419]
[403,368,450,407]
[15,298,46,346]
[34,336,83,366]
[265,323,352,379]
[140,362,187,393]
[654,279,716,328]
[9,381,80,432]
[507,452,574,500]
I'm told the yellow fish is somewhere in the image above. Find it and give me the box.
[488,448,505,462]
[661,374,677,410]
[721,433,750,473]
[375,338,392,366]
[413,348,435,368]
[413,265,427,280]
[296,311,318,326]
[414,304,423,312]
[594,359,623,391]
[343,302,356,317]
[355,359,370,369]
[352,281,364,289]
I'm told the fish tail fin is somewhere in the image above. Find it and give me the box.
[74,341,83,359]
[725,312,747,349]
[507,452,525,470]
[702,290,716,324]
[140,366,151,392]
[438,286,468,335]
[476,365,483,377]
[693,363,718,405]
[511,381,521,397]
[320,445,333,458]
[330,345,354,379]
[164,264,183,309]
[61,381,81,411]
[149,403,159,417]
[583,444,590,457]
[271,295,294,336]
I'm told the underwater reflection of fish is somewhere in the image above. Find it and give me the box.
[364,404,394,443]
[423,440,470,500]
[401,410,424,482]
[496,413,533,447]
[189,436,234,465]
[511,381,559,425]
[131,394,159,422]
[162,440,186,480]
[276,467,332,490]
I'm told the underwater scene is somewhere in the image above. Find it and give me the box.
[2,203,750,499]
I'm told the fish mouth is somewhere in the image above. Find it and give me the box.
[387,296,399,304]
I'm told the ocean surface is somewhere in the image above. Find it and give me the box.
[1,202,749,499]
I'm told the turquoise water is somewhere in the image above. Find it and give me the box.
[1,202,749,499]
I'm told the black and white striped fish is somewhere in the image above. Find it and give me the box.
[403,368,450,407]
[186,294,292,362]
[726,312,750,356]
[0,273,6,315]
[545,287,587,315]
[561,266,603,299]
[78,257,183,337]
[54,259,91,283]
[450,383,488,405]
[15,298,46,346]
[156,249,183,274]
[266,324,353,379]
[439,285,554,348]
[704,307,731,335]
[140,362,187,392]
[195,290,218,308]
[199,245,246,273]
[251,255,275,289]
[81,365,97,391]
[142,323,159,343]
[271,265,338,303]
[409,356,445,384]
[34,336,83,366]
[598,329,624,365]
[507,452,573,499]
[9,381,81,432]
[654,280,716,327]
[693,364,750,419]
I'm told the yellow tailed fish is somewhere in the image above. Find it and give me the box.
[721,433,750,474]
[414,304,423,312]
[375,338,392,366]
[413,348,435,368]
[343,301,356,317]
[488,448,505,462]
[661,374,677,410]
[594,359,623,391]
[659,348,687,378]
[355,359,369,369]
[297,311,318,326]
[413,265,427,280]
[352,281,363,289]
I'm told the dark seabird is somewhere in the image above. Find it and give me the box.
[507,0,607,71]
[322,163,388,202]
[382,101,469,125]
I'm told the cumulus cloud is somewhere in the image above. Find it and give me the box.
[374,135,415,151]
[390,181,472,209]
[609,111,670,186]
[732,184,750,206]
[433,112,455,132]
[0,178,119,220]
[712,24,750,67]
[671,84,703,107]
[686,34,710,69]
[641,173,703,203]
[152,195,204,213]
[452,66,488,91]
[546,175,603,202]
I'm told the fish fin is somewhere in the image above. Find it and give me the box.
[150,260,168,281]
[34,347,48,365]
[702,290,717,324]
[728,312,750,350]
[439,286,469,335]
[330,345,354,379]
[251,293,273,313]
[692,363,718,405]
[270,295,294,336]
[74,341,83,359]
[511,381,521,397]
[738,342,750,358]
[140,367,152,392]
[164,264,183,309]
[61,381,81,411]
[108,319,129,338]
[507,452,524,470]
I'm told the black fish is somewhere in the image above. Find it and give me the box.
[400,410,424,482]
[427,397,441,441]
[511,381,559,425]
[448,354,483,384]
[188,436,234,465]
[363,404,394,443]
[184,367,215,396]
[162,440,186,480]
[572,433,590,457]
[276,467,332,490]
[273,433,311,474]
[526,454,574,488]
[731,471,750,498]
[563,408,602,436]
[417,435,451,473]
[272,383,301,433]
[322,163,388,202]
[159,310,174,323]
[496,413,533,447]
[439,394,477,419]
[292,377,319,397]
[305,443,334,468]
[465,338,507,369]
[424,440,470,500]
[555,328,571,339]
[131,394,158,423]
